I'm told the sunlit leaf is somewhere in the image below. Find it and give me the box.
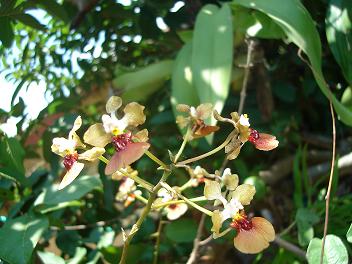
[0,213,49,264]
[307,235,348,264]
[232,0,352,126]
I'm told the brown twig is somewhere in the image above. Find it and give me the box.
[320,102,336,264]
[50,217,120,231]
[237,39,255,115]
[274,236,307,260]
[186,214,206,264]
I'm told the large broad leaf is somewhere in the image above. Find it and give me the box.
[192,4,233,126]
[34,175,102,212]
[326,0,352,85]
[13,13,46,31]
[113,60,174,102]
[295,208,319,246]
[232,0,352,126]
[171,43,200,127]
[306,235,348,264]
[0,213,49,264]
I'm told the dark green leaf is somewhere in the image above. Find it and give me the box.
[0,17,14,47]
[14,13,46,31]
[295,208,319,246]
[2,136,25,174]
[34,175,102,206]
[30,0,69,22]
[0,213,49,264]
[307,235,348,264]
[165,218,197,242]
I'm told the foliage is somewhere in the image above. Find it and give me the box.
[0,0,352,263]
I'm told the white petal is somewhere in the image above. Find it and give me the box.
[58,162,84,190]
[52,137,76,155]
[165,204,188,220]
[239,114,250,127]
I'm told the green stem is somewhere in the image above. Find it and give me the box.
[179,179,195,192]
[176,130,236,166]
[174,129,191,163]
[152,196,207,209]
[134,193,148,205]
[160,182,213,216]
[119,171,171,264]
[99,155,154,192]
[152,217,164,264]
[145,150,169,170]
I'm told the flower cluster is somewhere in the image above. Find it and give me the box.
[51,96,150,189]
[214,111,279,160]
[51,116,105,189]
[176,103,219,139]
[204,172,275,254]
[51,98,279,256]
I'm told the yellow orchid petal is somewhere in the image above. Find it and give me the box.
[83,123,111,148]
[204,181,222,200]
[196,103,213,120]
[176,115,189,128]
[122,102,146,127]
[176,104,190,112]
[211,210,223,238]
[106,96,122,114]
[133,129,149,142]
[58,161,84,190]
[222,169,239,191]
[232,184,256,205]
[79,147,105,161]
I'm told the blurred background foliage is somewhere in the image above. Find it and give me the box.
[0,0,352,263]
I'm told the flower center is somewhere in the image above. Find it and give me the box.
[63,152,78,170]
[230,212,253,231]
[168,204,178,210]
[248,129,260,143]
[112,127,122,136]
[112,132,133,151]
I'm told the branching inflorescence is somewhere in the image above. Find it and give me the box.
[51,96,279,262]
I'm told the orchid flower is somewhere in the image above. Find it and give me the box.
[154,187,188,220]
[176,103,219,139]
[204,175,275,254]
[51,116,105,189]
[83,96,150,175]
[115,177,142,207]
[214,111,279,160]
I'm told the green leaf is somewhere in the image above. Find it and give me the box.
[34,175,102,206]
[113,60,174,102]
[2,136,25,174]
[30,0,69,22]
[341,87,352,110]
[165,219,197,243]
[0,17,14,47]
[307,235,348,264]
[13,13,46,31]
[37,251,65,264]
[0,213,49,264]
[231,0,352,126]
[232,6,285,39]
[295,208,319,246]
[192,4,233,127]
[326,0,352,85]
[171,43,200,132]
[346,223,352,243]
